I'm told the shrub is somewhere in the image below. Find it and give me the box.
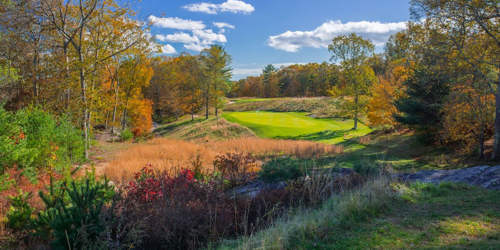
[0,106,85,189]
[353,162,380,177]
[214,152,259,188]
[260,158,305,183]
[33,169,114,250]
[120,129,133,142]
[120,166,295,250]
[6,190,34,230]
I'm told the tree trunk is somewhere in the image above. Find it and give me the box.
[79,51,89,159]
[111,73,120,134]
[205,82,209,119]
[479,120,485,159]
[492,73,500,160]
[353,93,359,130]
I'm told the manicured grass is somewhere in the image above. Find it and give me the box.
[222,111,372,144]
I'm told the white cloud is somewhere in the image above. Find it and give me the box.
[193,29,227,43]
[183,0,254,14]
[184,43,209,52]
[234,68,261,74]
[149,15,205,30]
[156,33,200,44]
[160,44,177,54]
[268,20,406,52]
[213,22,235,29]
[233,62,308,79]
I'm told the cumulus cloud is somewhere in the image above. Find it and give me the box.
[268,20,406,52]
[213,22,235,29]
[193,29,227,43]
[156,33,200,44]
[183,0,254,14]
[160,44,177,54]
[184,43,209,52]
[149,15,205,30]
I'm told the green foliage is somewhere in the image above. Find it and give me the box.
[260,158,306,183]
[0,106,86,185]
[120,129,133,142]
[0,106,32,183]
[33,168,115,250]
[394,66,451,138]
[353,162,380,177]
[6,190,34,230]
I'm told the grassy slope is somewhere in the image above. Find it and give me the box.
[222,111,371,144]
[229,98,282,103]
[154,117,256,141]
[218,182,500,250]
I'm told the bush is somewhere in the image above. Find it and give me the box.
[214,152,259,188]
[6,190,34,230]
[259,158,306,183]
[120,129,133,142]
[33,169,114,250]
[120,166,294,250]
[353,162,380,177]
[0,106,85,188]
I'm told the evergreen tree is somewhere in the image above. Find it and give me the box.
[394,66,451,137]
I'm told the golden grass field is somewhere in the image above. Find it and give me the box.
[105,137,343,182]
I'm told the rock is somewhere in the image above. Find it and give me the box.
[227,168,356,198]
[395,165,500,190]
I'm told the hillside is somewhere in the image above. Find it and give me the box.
[154,117,256,141]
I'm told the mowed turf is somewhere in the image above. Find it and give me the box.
[222,111,371,144]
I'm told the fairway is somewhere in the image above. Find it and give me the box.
[222,111,371,144]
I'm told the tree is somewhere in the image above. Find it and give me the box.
[40,0,150,157]
[394,66,451,138]
[200,45,232,118]
[410,0,500,159]
[328,33,375,130]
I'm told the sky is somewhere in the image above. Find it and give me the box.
[131,0,411,80]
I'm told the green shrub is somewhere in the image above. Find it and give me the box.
[6,190,34,230]
[33,168,115,250]
[260,158,306,183]
[353,162,380,177]
[120,129,133,142]
[0,105,85,187]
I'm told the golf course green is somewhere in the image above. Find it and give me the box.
[222,111,372,144]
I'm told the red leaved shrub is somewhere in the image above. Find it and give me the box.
[119,166,293,250]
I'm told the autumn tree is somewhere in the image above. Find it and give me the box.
[39,0,150,157]
[410,0,500,159]
[328,33,376,130]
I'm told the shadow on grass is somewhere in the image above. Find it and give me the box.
[274,129,350,142]
[154,118,205,136]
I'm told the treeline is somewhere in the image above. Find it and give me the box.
[144,47,232,123]
[229,63,339,98]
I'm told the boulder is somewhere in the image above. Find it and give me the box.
[395,165,500,190]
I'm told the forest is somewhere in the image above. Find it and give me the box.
[1,0,500,249]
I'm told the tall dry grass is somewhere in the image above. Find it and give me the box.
[104,138,343,182]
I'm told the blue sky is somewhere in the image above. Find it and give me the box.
[132,0,411,80]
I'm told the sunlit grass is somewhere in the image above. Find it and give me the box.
[222,111,372,144]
